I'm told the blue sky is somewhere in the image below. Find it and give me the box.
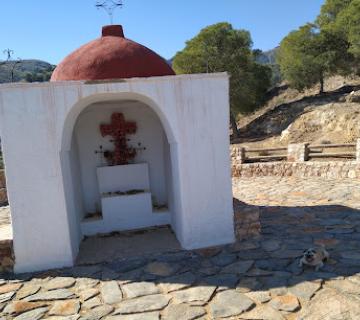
[0,0,324,64]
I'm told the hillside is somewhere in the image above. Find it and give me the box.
[0,59,55,83]
[235,75,360,149]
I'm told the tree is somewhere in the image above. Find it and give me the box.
[316,0,353,28]
[277,23,351,94]
[25,72,33,83]
[173,22,272,137]
[335,0,360,62]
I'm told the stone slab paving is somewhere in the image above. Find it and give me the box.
[1,177,360,319]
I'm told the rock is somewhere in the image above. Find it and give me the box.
[101,281,123,304]
[255,259,291,271]
[327,228,354,234]
[260,277,288,296]
[289,279,321,300]
[236,277,261,293]
[49,300,80,316]
[105,312,159,320]
[156,252,193,263]
[44,277,76,291]
[181,257,202,273]
[69,265,102,278]
[3,301,47,315]
[197,266,220,276]
[122,281,159,298]
[45,316,80,320]
[221,260,254,274]
[158,272,196,293]
[245,290,271,303]
[80,304,114,320]
[46,316,80,320]
[162,303,206,320]
[0,291,15,303]
[195,247,222,258]
[107,258,147,273]
[25,289,76,302]
[209,290,255,318]
[318,219,347,226]
[101,268,120,281]
[114,294,170,314]
[145,262,178,277]
[286,260,303,275]
[261,240,281,252]
[241,304,285,320]
[82,296,102,310]
[269,294,299,312]
[237,250,268,260]
[298,288,360,320]
[204,274,238,291]
[75,278,99,292]
[270,250,303,259]
[272,271,292,278]
[301,271,337,281]
[13,307,48,320]
[246,268,273,277]
[210,253,237,267]
[230,241,260,252]
[118,268,143,284]
[16,284,41,300]
[314,238,339,247]
[340,251,360,260]
[79,288,99,301]
[325,278,360,294]
[346,90,360,103]
[0,282,22,294]
[171,286,216,305]
[348,274,360,285]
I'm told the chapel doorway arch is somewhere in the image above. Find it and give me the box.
[60,95,181,260]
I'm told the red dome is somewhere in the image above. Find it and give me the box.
[51,25,175,82]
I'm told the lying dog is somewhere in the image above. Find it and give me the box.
[299,246,329,271]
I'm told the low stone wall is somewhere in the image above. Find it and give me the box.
[0,170,7,206]
[231,145,360,179]
[232,161,360,179]
[233,199,261,240]
[0,239,14,272]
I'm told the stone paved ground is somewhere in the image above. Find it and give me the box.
[1,177,360,319]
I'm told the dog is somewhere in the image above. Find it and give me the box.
[299,246,329,271]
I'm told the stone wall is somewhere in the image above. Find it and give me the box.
[0,170,7,206]
[0,239,14,272]
[232,160,360,179]
[233,199,261,240]
[231,145,360,179]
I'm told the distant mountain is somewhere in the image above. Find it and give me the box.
[256,48,281,86]
[0,59,56,84]
[256,48,279,65]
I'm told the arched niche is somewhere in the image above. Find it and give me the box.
[59,94,181,258]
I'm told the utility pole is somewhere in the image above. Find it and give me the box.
[3,49,14,61]
[2,49,21,82]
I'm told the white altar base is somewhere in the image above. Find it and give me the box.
[81,163,170,235]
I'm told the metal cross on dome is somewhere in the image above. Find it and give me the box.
[96,0,123,25]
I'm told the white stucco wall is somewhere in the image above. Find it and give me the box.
[0,73,234,273]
